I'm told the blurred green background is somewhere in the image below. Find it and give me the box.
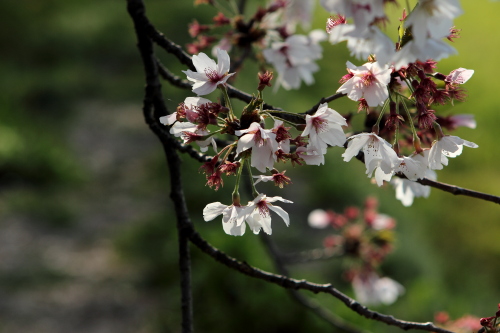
[1,0,499,332]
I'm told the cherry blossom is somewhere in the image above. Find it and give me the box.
[337,61,392,107]
[236,122,278,173]
[301,103,347,153]
[241,193,293,235]
[391,38,457,70]
[342,133,400,185]
[391,169,437,207]
[404,0,463,49]
[203,202,247,236]
[428,135,478,170]
[183,48,235,95]
[263,31,325,90]
[295,146,325,166]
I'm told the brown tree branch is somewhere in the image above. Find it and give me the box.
[127,1,193,332]
[260,234,367,333]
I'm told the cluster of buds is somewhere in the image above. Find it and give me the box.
[308,197,404,306]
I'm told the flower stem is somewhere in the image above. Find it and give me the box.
[232,157,245,206]
[245,161,260,198]
[219,85,236,121]
[400,95,422,153]
[372,99,389,134]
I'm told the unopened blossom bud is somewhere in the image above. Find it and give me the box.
[213,12,230,26]
[399,8,407,21]
[188,20,210,38]
[258,71,274,91]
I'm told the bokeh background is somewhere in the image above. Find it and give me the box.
[1,0,500,332]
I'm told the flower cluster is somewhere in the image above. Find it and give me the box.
[323,0,462,69]
[308,197,404,305]
[339,59,477,206]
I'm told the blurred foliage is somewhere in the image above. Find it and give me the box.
[1,0,500,332]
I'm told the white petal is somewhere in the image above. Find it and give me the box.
[203,202,227,221]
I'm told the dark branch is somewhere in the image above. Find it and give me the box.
[127,0,193,332]
[187,226,454,333]
[417,178,500,205]
[260,234,366,333]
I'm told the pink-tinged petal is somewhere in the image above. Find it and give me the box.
[192,52,217,72]
[216,48,231,74]
[159,113,177,126]
[268,205,290,227]
[446,68,474,84]
[251,144,274,172]
[203,202,227,221]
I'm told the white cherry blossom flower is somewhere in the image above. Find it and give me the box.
[352,273,405,306]
[405,0,462,49]
[337,61,392,107]
[342,133,400,185]
[321,0,386,33]
[236,122,279,173]
[295,146,325,166]
[159,96,212,126]
[203,202,247,236]
[263,31,325,90]
[301,103,347,153]
[241,193,293,235]
[428,135,478,170]
[391,38,457,70]
[183,48,235,95]
[391,169,437,207]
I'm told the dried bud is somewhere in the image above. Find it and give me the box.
[258,71,274,91]
[213,12,230,26]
